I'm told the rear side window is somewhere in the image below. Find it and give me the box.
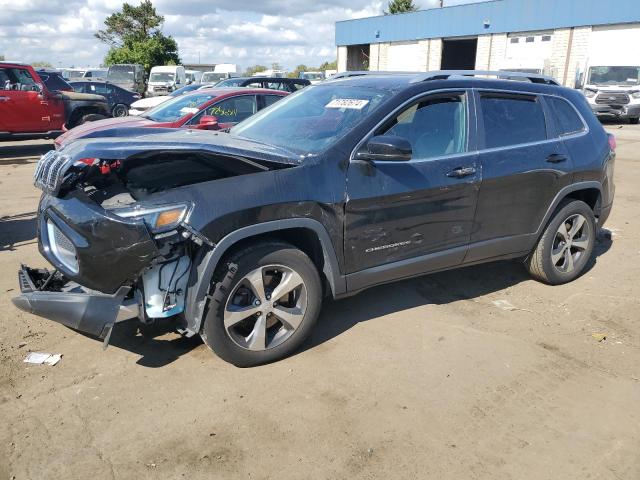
[546,96,585,136]
[480,94,547,149]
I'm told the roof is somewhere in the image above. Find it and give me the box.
[336,0,640,46]
[192,87,289,97]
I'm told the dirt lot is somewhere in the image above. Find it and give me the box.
[1,127,639,480]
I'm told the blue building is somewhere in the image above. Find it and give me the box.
[335,0,640,86]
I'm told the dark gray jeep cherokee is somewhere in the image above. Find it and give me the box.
[13,71,616,367]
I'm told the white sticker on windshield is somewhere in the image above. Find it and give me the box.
[180,107,199,114]
[627,78,637,82]
[325,99,369,110]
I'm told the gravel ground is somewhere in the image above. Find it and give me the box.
[0,126,639,480]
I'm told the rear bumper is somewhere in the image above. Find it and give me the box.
[12,266,137,338]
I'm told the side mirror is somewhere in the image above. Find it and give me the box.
[356,135,412,162]
[197,115,219,130]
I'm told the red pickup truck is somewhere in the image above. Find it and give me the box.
[0,62,111,141]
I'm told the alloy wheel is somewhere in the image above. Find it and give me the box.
[223,264,308,351]
[551,213,590,273]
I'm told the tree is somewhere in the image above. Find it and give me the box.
[96,0,179,75]
[245,65,267,76]
[385,0,419,14]
[287,64,309,78]
[31,61,53,68]
[319,60,337,71]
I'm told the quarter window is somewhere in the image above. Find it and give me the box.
[547,96,585,136]
[480,94,547,149]
[380,93,467,160]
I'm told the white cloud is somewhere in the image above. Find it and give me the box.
[0,0,466,69]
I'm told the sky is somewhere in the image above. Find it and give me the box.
[0,0,485,71]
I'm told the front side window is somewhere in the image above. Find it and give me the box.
[547,96,585,136]
[142,93,215,122]
[480,94,547,149]
[379,93,467,160]
[231,85,391,154]
[0,68,37,91]
[202,95,257,123]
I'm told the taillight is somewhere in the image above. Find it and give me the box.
[608,134,617,151]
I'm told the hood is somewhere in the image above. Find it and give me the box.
[61,128,302,166]
[131,96,171,109]
[60,91,107,102]
[56,116,154,147]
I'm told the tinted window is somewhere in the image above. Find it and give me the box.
[264,95,283,107]
[85,83,110,95]
[547,97,585,136]
[39,73,72,92]
[0,68,37,91]
[480,94,547,149]
[205,95,257,123]
[381,94,467,159]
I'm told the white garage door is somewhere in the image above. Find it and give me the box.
[387,42,424,71]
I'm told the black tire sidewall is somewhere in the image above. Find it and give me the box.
[538,200,596,284]
[112,104,128,117]
[201,244,322,367]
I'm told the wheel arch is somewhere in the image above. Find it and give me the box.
[183,218,345,336]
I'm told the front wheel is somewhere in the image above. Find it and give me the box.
[112,104,128,117]
[201,242,322,367]
[526,199,596,285]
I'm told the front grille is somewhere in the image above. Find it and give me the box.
[47,220,78,273]
[595,92,630,105]
[34,150,70,194]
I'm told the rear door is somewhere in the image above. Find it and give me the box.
[468,90,574,262]
[345,90,480,280]
[0,66,51,133]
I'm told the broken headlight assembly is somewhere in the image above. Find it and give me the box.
[110,203,191,233]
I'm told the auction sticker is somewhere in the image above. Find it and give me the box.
[326,99,369,110]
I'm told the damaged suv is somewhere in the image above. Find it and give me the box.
[13,71,616,366]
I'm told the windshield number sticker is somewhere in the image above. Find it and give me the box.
[326,99,369,110]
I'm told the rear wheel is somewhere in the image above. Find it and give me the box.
[526,200,596,284]
[112,104,128,117]
[201,242,322,367]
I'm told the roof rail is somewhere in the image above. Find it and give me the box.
[330,70,422,79]
[411,70,559,85]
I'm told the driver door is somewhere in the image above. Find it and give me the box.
[344,90,480,286]
[0,67,51,133]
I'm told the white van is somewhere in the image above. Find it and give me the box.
[146,65,186,97]
[201,64,238,84]
[185,70,203,84]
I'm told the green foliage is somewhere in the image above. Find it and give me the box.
[31,61,53,67]
[319,60,337,71]
[244,65,267,76]
[385,0,419,14]
[96,0,180,75]
[287,64,309,78]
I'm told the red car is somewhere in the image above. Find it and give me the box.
[55,87,288,147]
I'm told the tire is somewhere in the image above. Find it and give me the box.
[526,199,596,285]
[112,104,128,117]
[79,113,108,125]
[201,242,322,367]
[629,117,639,125]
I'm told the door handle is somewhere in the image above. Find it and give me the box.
[546,154,568,164]
[446,166,476,178]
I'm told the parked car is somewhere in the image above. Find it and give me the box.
[69,81,141,117]
[146,65,186,97]
[13,71,616,367]
[0,62,111,141]
[298,71,324,84]
[128,83,214,116]
[216,76,310,92]
[36,69,74,92]
[55,87,288,147]
[107,64,145,95]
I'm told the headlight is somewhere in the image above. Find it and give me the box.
[584,89,597,98]
[111,203,190,233]
[631,91,640,99]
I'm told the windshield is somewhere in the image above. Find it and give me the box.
[216,78,243,87]
[150,72,175,82]
[588,66,640,86]
[202,73,227,83]
[142,92,215,122]
[170,84,202,96]
[301,72,324,81]
[67,70,85,79]
[231,85,390,154]
[108,67,135,82]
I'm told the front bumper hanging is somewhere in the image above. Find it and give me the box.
[12,265,137,339]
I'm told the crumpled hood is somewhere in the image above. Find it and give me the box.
[60,90,106,102]
[60,128,303,166]
[56,116,154,147]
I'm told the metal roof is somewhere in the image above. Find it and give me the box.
[336,0,640,46]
